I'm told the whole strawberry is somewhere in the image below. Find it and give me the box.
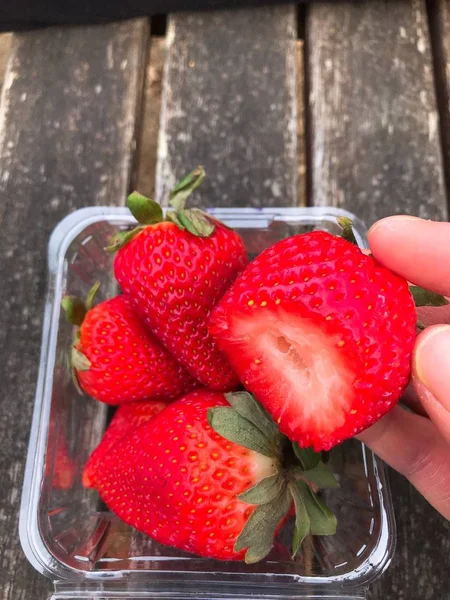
[92,389,337,562]
[209,226,417,451]
[111,168,248,391]
[62,287,197,405]
[83,399,167,488]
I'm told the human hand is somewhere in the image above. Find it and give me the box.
[357,216,450,519]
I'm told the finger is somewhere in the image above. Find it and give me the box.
[358,406,450,519]
[368,216,450,296]
[400,382,428,418]
[413,325,450,442]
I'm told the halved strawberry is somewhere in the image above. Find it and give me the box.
[209,229,418,451]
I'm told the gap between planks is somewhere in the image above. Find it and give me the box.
[135,35,166,197]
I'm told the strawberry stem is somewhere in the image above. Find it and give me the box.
[107,167,214,250]
[166,166,215,238]
[62,283,100,391]
[105,227,145,253]
[61,282,101,326]
[127,191,164,225]
[170,166,206,211]
[237,473,284,504]
[289,481,310,558]
[85,281,101,311]
[61,296,86,327]
[300,482,337,536]
[301,462,340,489]
[410,285,449,307]
[210,391,339,563]
[71,347,91,371]
[292,444,321,470]
[337,216,358,246]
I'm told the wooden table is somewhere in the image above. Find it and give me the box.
[0,2,449,598]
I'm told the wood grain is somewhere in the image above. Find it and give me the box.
[0,33,11,87]
[307,0,448,224]
[428,0,450,207]
[156,6,298,208]
[0,19,148,600]
[306,3,450,599]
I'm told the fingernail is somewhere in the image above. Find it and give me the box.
[368,215,421,236]
[414,325,450,399]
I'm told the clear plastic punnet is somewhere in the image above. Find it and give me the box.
[20,206,395,600]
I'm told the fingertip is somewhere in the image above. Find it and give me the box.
[367,217,450,296]
[368,215,422,238]
[367,216,422,264]
[414,325,450,393]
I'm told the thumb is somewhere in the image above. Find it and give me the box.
[413,325,450,441]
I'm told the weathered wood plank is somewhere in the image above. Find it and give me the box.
[307,3,450,599]
[0,19,148,600]
[429,0,450,207]
[307,0,448,224]
[156,6,298,208]
[0,33,12,87]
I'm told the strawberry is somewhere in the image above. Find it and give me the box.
[110,167,248,391]
[91,389,338,563]
[83,399,168,488]
[62,287,197,405]
[45,370,77,490]
[46,416,77,490]
[209,224,418,451]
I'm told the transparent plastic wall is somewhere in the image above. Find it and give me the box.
[20,207,395,600]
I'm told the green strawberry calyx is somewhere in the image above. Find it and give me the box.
[61,282,100,393]
[337,217,449,313]
[208,391,338,564]
[336,216,359,246]
[106,166,216,252]
[409,285,449,308]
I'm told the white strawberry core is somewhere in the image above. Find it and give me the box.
[235,310,355,436]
